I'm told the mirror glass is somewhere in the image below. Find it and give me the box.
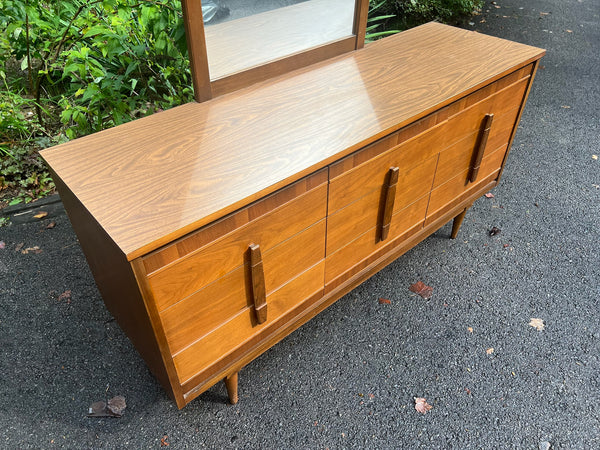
[203,0,357,80]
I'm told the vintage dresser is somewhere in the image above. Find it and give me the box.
[41,8,545,408]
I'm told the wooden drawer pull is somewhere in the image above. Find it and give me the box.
[249,243,267,324]
[379,166,400,242]
[469,113,494,183]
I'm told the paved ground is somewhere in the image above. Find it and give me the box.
[1,0,598,448]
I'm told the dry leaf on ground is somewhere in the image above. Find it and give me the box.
[378,298,391,304]
[46,221,57,229]
[414,397,433,414]
[58,290,72,301]
[33,211,48,219]
[21,246,42,254]
[409,281,433,299]
[484,192,495,198]
[467,327,474,333]
[529,318,545,331]
[161,435,170,447]
[87,396,126,418]
[15,242,24,252]
[486,348,494,355]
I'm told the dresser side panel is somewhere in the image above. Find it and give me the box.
[51,173,178,403]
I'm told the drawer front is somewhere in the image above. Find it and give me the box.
[147,181,327,312]
[159,219,326,356]
[325,196,429,285]
[327,155,437,255]
[432,105,521,190]
[173,261,325,384]
[427,147,508,220]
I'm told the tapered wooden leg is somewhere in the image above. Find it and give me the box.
[451,208,468,239]
[224,372,239,404]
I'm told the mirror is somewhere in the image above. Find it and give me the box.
[202,0,357,81]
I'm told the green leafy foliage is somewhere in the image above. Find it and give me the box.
[0,0,192,203]
[368,0,482,34]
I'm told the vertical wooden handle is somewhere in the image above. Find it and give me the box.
[249,243,267,324]
[379,167,400,242]
[469,113,494,183]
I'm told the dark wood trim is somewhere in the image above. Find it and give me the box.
[249,244,268,324]
[469,113,494,182]
[181,0,212,102]
[354,0,370,49]
[379,167,400,241]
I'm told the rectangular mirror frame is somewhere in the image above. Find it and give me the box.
[182,0,370,102]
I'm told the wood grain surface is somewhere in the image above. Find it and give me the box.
[41,23,544,260]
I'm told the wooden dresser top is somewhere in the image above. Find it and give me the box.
[41,22,544,260]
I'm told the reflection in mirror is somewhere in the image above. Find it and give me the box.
[203,0,356,80]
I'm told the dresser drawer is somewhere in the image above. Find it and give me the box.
[173,261,325,384]
[145,174,327,312]
[325,196,428,286]
[326,155,436,255]
[159,219,326,356]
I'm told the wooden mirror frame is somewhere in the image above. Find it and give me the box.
[182,0,370,102]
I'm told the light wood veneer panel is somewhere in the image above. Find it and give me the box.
[148,184,327,312]
[159,220,326,355]
[40,23,544,260]
[173,261,325,384]
[327,156,437,254]
[427,144,508,219]
[325,196,429,284]
[432,106,520,189]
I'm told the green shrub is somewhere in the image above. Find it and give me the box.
[0,0,192,140]
[371,0,482,32]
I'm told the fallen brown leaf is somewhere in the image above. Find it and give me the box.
[489,227,501,236]
[58,290,72,303]
[565,29,573,33]
[161,435,170,447]
[465,388,472,395]
[378,297,391,304]
[529,318,545,331]
[46,221,57,229]
[409,281,433,299]
[15,242,24,252]
[467,327,474,333]
[414,397,433,414]
[486,348,494,355]
[107,396,126,415]
[33,211,48,219]
[484,192,495,198]
[21,246,42,254]
[87,396,126,418]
